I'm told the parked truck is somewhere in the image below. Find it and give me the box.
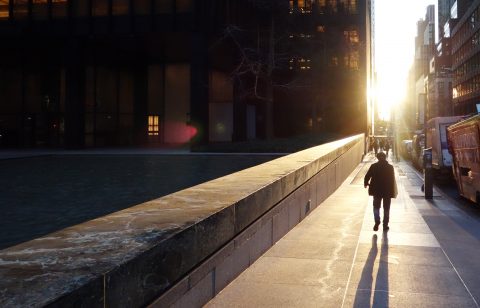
[426,116,465,173]
[447,115,480,203]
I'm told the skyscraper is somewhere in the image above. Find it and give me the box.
[0,0,372,148]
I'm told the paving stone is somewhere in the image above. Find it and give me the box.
[343,290,476,308]
[207,281,345,308]
[354,243,450,267]
[207,156,480,307]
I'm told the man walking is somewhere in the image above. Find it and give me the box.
[364,152,397,231]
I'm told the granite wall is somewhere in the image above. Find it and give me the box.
[0,134,364,308]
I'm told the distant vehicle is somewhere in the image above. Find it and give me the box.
[426,116,465,172]
[447,115,480,203]
[400,140,413,159]
[412,133,425,168]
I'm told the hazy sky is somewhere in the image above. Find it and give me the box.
[375,0,436,119]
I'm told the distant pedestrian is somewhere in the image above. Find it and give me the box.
[373,137,379,155]
[384,140,390,156]
[364,152,397,231]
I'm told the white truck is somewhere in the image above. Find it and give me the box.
[426,116,465,172]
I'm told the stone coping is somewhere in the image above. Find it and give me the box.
[0,134,363,307]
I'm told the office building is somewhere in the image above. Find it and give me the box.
[0,0,372,148]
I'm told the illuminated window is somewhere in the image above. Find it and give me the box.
[0,0,9,19]
[290,0,313,13]
[148,115,160,136]
[348,0,357,13]
[344,30,359,44]
[327,0,338,13]
[331,56,339,66]
[344,51,359,70]
[317,26,326,33]
[317,0,326,14]
[289,57,312,71]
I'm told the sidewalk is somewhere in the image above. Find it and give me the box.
[206,154,480,307]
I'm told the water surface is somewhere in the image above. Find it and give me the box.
[0,154,280,250]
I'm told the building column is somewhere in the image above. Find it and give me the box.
[133,65,148,146]
[190,2,209,147]
[233,76,247,141]
[64,39,86,149]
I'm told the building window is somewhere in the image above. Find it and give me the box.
[344,30,359,45]
[93,0,108,16]
[176,0,192,13]
[344,51,359,70]
[0,0,9,19]
[289,57,312,71]
[290,0,313,13]
[347,0,357,14]
[148,115,159,136]
[331,56,339,66]
[113,0,129,15]
[32,0,48,20]
[52,0,67,18]
[134,0,149,15]
[14,0,28,19]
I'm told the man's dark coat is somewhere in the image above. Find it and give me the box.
[364,160,397,198]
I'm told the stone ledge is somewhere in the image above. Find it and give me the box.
[0,134,364,308]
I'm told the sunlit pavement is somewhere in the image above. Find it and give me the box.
[206,153,480,308]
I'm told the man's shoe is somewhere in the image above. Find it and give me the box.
[383,225,389,231]
[373,222,380,231]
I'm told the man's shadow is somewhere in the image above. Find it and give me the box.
[353,233,389,307]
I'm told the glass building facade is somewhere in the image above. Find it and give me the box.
[452,1,480,115]
[0,0,371,148]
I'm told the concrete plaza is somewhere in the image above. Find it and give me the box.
[207,154,480,308]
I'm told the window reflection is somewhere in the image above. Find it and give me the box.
[52,0,67,18]
[344,51,359,70]
[32,0,48,20]
[113,0,129,15]
[0,0,193,20]
[155,0,173,14]
[74,0,89,18]
[134,0,149,15]
[0,0,8,19]
[14,0,28,19]
[289,57,312,71]
[176,0,192,13]
[315,0,357,14]
[290,0,313,13]
[344,29,359,44]
[93,0,108,17]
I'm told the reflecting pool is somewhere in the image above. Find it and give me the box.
[0,154,280,250]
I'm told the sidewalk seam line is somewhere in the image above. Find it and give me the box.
[340,190,369,307]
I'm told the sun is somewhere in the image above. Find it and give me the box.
[375,77,406,121]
